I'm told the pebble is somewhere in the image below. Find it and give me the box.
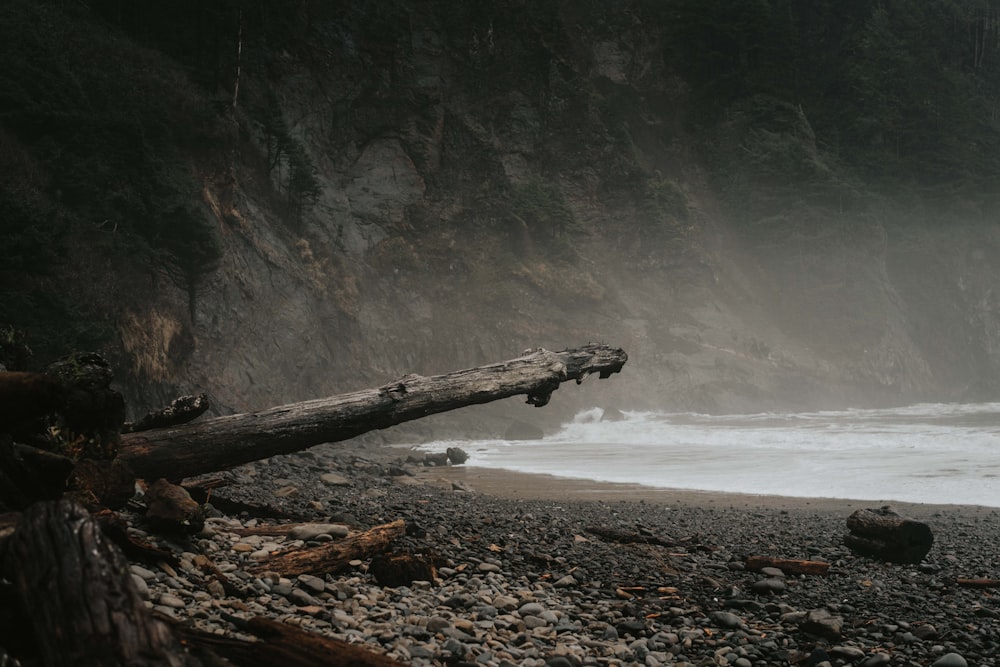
[932,654,968,667]
[119,447,1000,667]
[288,523,349,540]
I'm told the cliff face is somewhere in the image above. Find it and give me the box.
[5,1,1000,423]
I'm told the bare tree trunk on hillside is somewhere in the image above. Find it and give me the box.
[119,345,628,481]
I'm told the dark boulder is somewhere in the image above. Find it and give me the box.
[446,447,468,464]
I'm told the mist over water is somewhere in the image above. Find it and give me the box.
[414,403,1000,507]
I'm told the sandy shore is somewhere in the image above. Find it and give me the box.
[413,463,1000,519]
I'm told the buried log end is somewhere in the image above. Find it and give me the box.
[844,506,934,564]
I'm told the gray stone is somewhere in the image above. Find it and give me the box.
[861,653,891,667]
[518,602,545,616]
[319,472,352,486]
[830,646,866,660]
[287,588,320,606]
[131,573,150,599]
[709,611,743,629]
[932,654,968,667]
[751,578,786,594]
[157,593,186,609]
[446,447,468,464]
[297,574,327,593]
[288,523,349,541]
[801,609,843,639]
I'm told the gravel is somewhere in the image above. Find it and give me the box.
[120,442,1000,666]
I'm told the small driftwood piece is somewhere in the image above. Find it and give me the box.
[175,615,406,666]
[120,345,627,481]
[2,499,194,666]
[844,506,934,564]
[251,519,406,577]
[745,555,831,576]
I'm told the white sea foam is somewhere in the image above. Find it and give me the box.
[413,403,1000,507]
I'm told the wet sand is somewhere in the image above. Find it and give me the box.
[413,464,1000,519]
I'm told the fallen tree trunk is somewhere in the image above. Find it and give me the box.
[843,506,934,564]
[120,345,627,481]
[251,519,406,577]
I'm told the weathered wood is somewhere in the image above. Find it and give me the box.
[251,519,405,577]
[123,394,211,433]
[120,345,627,481]
[1,499,195,666]
[745,555,831,576]
[844,506,934,564]
[176,615,407,666]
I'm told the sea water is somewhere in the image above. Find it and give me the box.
[413,403,1000,507]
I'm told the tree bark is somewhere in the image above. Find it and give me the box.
[1,499,196,667]
[122,394,211,433]
[843,506,934,564]
[175,615,407,666]
[119,345,627,481]
[745,556,831,576]
[251,519,405,577]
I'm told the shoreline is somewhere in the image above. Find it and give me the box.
[413,463,1000,518]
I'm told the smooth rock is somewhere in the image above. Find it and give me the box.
[932,654,968,667]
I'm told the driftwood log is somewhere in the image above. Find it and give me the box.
[251,519,406,577]
[745,556,830,576]
[844,506,934,564]
[175,615,407,666]
[0,500,417,666]
[0,344,628,666]
[119,345,627,481]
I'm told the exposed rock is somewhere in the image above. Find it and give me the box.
[446,447,468,465]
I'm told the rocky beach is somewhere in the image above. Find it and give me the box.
[124,440,1000,667]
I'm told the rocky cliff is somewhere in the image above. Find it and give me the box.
[3,1,1000,429]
